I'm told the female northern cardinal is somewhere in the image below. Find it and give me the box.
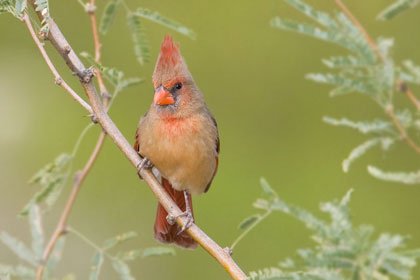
[134,35,220,249]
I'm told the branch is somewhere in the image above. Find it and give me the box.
[36,131,106,279]
[334,0,420,155]
[26,2,246,279]
[87,0,111,107]
[33,2,112,277]
[335,0,420,112]
[22,14,92,115]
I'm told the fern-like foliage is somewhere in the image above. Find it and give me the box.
[0,0,26,18]
[246,180,420,280]
[377,0,420,20]
[34,0,49,34]
[99,0,120,35]
[94,0,196,65]
[271,0,420,184]
[126,12,150,65]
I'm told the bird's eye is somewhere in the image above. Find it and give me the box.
[174,82,182,90]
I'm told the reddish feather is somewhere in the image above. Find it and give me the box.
[154,178,197,249]
[157,35,181,68]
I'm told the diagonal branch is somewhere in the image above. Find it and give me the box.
[26,1,246,279]
[334,0,420,156]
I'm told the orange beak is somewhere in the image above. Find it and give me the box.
[154,87,175,106]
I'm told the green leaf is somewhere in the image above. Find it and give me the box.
[112,260,134,280]
[116,249,142,261]
[342,138,381,173]
[271,17,331,42]
[306,73,374,97]
[142,247,176,257]
[285,0,337,28]
[0,1,13,15]
[103,231,138,250]
[80,51,123,86]
[134,8,196,39]
[34,0,50,33]
[14,0,26,16]
[377,0,419,20]
[45,236,65,277]
[367,166,420,184]
[118,77,143,90]
[0,265,36,280]
[127,12,150,65]
[89,252,104,280]
[28,204,44,260]
[0,232,37,266]
[260,177,276,197]
[238,214,260,230]
[20,153,72,215]
[322,116,392,134]
[99,0,120,35]
[400,249,420,258]
[401,60,420,84]
[253,198,271,210]
[269,199,329,239]
[322,55,367,69]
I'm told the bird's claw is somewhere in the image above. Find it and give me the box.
[137,157,153,179]
[176,210,194,236]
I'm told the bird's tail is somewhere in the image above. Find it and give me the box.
[154,178,197,249]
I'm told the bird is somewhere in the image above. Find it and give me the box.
[134,34,220,249]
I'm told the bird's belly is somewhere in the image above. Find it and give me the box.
[140,119,216,195]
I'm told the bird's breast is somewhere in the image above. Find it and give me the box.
[139,114,217,195]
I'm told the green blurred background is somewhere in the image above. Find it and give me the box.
[2,0,420,279]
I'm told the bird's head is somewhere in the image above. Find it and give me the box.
[152,35,203,116]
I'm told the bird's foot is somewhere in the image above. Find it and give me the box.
[176,209,194,236]
[137,157,153,179]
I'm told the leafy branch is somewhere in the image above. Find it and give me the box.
[271,0,420,185]
[238,180,420,280]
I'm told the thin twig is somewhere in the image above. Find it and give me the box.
[88,0,111,107]
[334,0,420,155]
[397,80,420,111]
[231,210,272,250]
[27,1,246,279]
[22,14,93,114]
[334,0,384,61]
[386,107,420,155]
[36,131,106,279]
[335,0,420,112]
[35,2,112,278]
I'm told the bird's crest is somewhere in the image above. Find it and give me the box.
[153,35,189,87]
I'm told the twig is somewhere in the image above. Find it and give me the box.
[36,131,107,279]
[334,0,384,61]
[35,2,112,278]
[335,0,420,112]
[397,80,420,111]
[88,0,111,107]
[386,107,420,155]
[22,14,93,115]
[334,0,420,155]
[230,210,272,250]
[27,1,246,279]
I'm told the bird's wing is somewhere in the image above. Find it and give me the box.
[204,113,220,193]
[134,111,149,154]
